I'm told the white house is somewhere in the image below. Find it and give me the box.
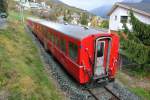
[71,13,80,25]
[108,2,150,32]
[18,0,48,10]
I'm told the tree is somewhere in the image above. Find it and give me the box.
[91,16,98,27]
[119,11,150,66]
[80,13,88,25]
[99,20,109,28]
[49,13,57,21]
[0,0,8,13]
[63,13,68,21]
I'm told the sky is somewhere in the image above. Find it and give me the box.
[59,0,124,10]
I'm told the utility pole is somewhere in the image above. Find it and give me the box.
[19,0,25,23]
[21,5,24,23]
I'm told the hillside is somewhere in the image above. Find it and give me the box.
[142,0,150,3]
[46,0,90,14]
[0,8,64,100]
[90,5,112,18]
[123,0,142,3]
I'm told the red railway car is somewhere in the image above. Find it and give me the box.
[27,17,120,84]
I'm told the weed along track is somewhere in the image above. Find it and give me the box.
[25,26,141,100]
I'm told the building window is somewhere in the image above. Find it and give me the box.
[69,42,78,61]
[115,16,117,20]
[60,38,66,53]
[120,16,128,23]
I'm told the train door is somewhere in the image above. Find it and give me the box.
[94,38,109,79]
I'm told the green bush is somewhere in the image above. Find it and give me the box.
[99,20,109,28]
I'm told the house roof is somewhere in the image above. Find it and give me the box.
[108,2,150,17]
[28,17,108,40]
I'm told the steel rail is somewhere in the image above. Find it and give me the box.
[87,89,99,100]
[87,86,121,100]
[104,86,121,100]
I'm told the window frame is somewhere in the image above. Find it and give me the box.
[68,41,78,62]
[115,15,117,21]
[120,16,128,23]
[97,41,105,57]
[51,33,54,43]
[47,32,51,41]
[55,35,60,47]
[60,38,66,53]
[42,26,47,37]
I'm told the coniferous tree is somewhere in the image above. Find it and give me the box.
[80,13,88,25]
[120,11,150,66]
[0,0,8,13]
[63,13,68,22]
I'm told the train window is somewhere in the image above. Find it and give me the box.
[97,42,104,57]
[60,39,66,53]
[43,27,47,36]
[47,33,51,40]
[55,36,59,47]
[40,26,42,31]
[51,34,54,43]
[69,42,78,61]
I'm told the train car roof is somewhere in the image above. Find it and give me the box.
[28,17,108,40]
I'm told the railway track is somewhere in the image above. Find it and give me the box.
[87,85,121,100]
[104,86,120,100]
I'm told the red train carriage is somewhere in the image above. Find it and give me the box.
[27,17,120,84]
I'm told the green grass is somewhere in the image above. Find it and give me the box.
[117,71,150,100]
[120,65,150,100]
[0,10,63,100]
[130,88,150,100]
[122,65,150,78]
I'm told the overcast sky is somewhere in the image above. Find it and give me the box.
[59,0,124,10]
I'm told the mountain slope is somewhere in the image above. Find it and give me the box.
[123,0,142,3]
[142,0,150,3]
[90,5,112,18]
[90,0,143,18]
[47,0,89,14]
